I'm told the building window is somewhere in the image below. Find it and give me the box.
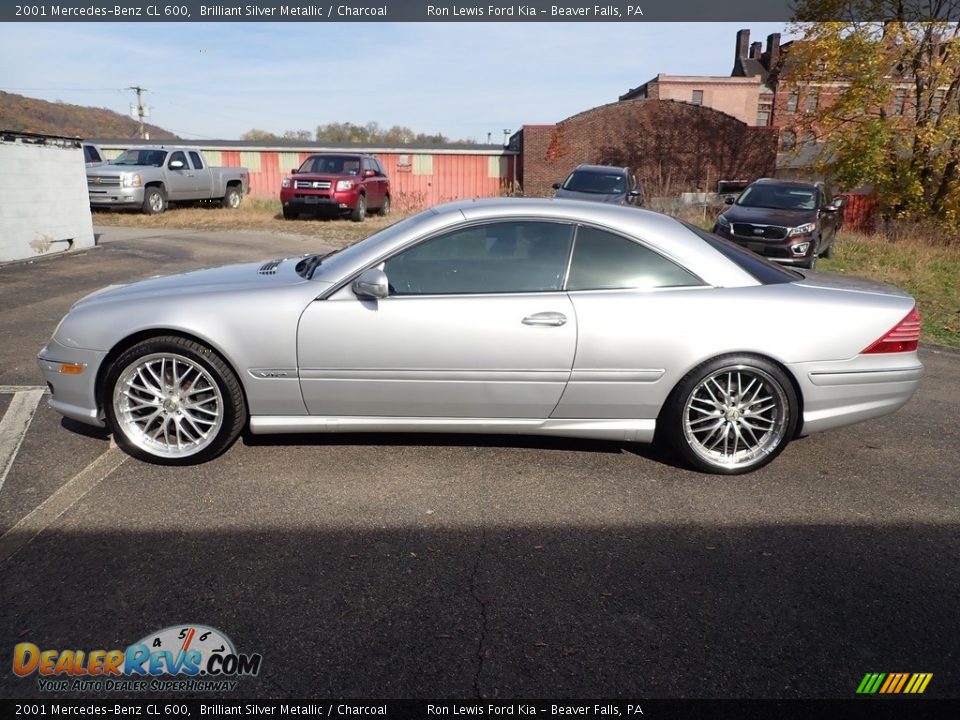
[806,91,819,113]
[801,131,817,147]
[691,90,704,105]
[786,91,798,113]
[780,131,797,151]
[893,88,907,116]
[756,102,772,126]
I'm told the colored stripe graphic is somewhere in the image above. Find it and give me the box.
[857,672,932,694]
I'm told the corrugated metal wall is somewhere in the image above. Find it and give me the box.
[97,143,516,207]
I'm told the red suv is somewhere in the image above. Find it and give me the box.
[281,153,390,221]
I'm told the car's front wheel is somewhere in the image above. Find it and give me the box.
[662,354,798,474]
[351,194,366,222]
[103,336,247,465]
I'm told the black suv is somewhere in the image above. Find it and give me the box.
[712,178,843,269]
[553,164,642,206]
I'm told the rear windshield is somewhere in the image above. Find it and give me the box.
[682,222,802,284]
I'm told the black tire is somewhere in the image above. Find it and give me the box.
[377,195,391,217]
[103,336,247,465]
[282,206,298,220]
[800,242,819,270]
[142,186,167,215]
[820,240,833,259]
[222,185,242,209]
[660,354,799,475]
[350,194,366,222]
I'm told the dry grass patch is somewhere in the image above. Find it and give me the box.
[92,198,405,247]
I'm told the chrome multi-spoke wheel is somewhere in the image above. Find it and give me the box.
[105,337,246,464]
[113,353,223,458]
[666,355,798,474]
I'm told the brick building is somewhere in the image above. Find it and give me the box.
[512,99,777,198]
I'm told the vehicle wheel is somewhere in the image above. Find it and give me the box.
[661,354,798,475]
[820,241,833,259]
[351,194,366,222]
[222,186,242,209]
[800,243,818,270]
[142,187,167,215]
[103,336,247,465]
[282,207,298,220]
[378,195,391,217]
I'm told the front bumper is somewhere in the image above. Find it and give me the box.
[88,186,145,208]
[37,339,108,427]
[281,188,360,213]
[714,224,816,265]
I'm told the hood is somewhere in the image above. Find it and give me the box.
[553,188,626,204]
[720,204,816,227]
[72,257,310,309]
[795,270,912,298]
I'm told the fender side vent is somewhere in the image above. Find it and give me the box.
[258,259,283,274]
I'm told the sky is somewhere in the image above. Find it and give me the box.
[0,22,792,143]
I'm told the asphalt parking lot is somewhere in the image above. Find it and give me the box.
[1,226,959,699]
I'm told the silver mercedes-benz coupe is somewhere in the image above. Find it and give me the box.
[38,198,923,474]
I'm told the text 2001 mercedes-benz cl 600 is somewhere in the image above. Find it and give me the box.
[38,199,923,474]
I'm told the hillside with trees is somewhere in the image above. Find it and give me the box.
[242,121,475,145]
[0,92,177,140]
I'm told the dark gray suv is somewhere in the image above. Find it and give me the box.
[553,164,642,206]
[712,178,843,269]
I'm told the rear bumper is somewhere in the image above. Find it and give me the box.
[787,353,923,435]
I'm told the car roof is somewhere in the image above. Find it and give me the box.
[750,177,823,189]
[572,164,629,174]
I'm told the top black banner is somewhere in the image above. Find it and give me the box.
[4,0,960,22]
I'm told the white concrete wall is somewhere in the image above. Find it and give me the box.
[0,141,95,263]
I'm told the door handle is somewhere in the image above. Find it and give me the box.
[522,312,567,327]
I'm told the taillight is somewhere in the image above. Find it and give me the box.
[862,307,921,353]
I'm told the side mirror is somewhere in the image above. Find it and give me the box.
[169,160,185,169]
[291,168,298,175]
[628,190,641,198]
[352,268,389,299]
[551,182,561,190]
[724,196,736,205]
[363,169,377,178]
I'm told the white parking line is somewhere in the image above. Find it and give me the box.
[0,447,127,563]
[0,388,45,495]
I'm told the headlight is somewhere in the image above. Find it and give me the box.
[716,214,731,228]
[335,180,354,191]
[788,222,816,236]
[281,178,291,188]
[122,173,142,188]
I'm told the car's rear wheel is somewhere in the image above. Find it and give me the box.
[378,195,391,216]
[222,185,242,209]
[351,194,366,222]
[820,240,833,259]
[104,336,246,465]
[662,355,798,474]
[142,187,167,215]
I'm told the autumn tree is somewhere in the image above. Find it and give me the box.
[783,1,960,230]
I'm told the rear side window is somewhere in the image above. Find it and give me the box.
[567,226,703,290]
[83,145,101,163]
[189,151,205,170]
[683,222,802,284]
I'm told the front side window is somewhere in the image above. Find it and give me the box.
[84,145,101,163]
[383,221,573,295]
[567,226,702,291]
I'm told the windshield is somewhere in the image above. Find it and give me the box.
[299,155,362,175]
[562,169,626,195]
[111,149,167,167]
[737,184,818,210]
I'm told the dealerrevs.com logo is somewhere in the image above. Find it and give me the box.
[13,624,262,692]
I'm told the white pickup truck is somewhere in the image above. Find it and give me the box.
[86,146,249,214]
